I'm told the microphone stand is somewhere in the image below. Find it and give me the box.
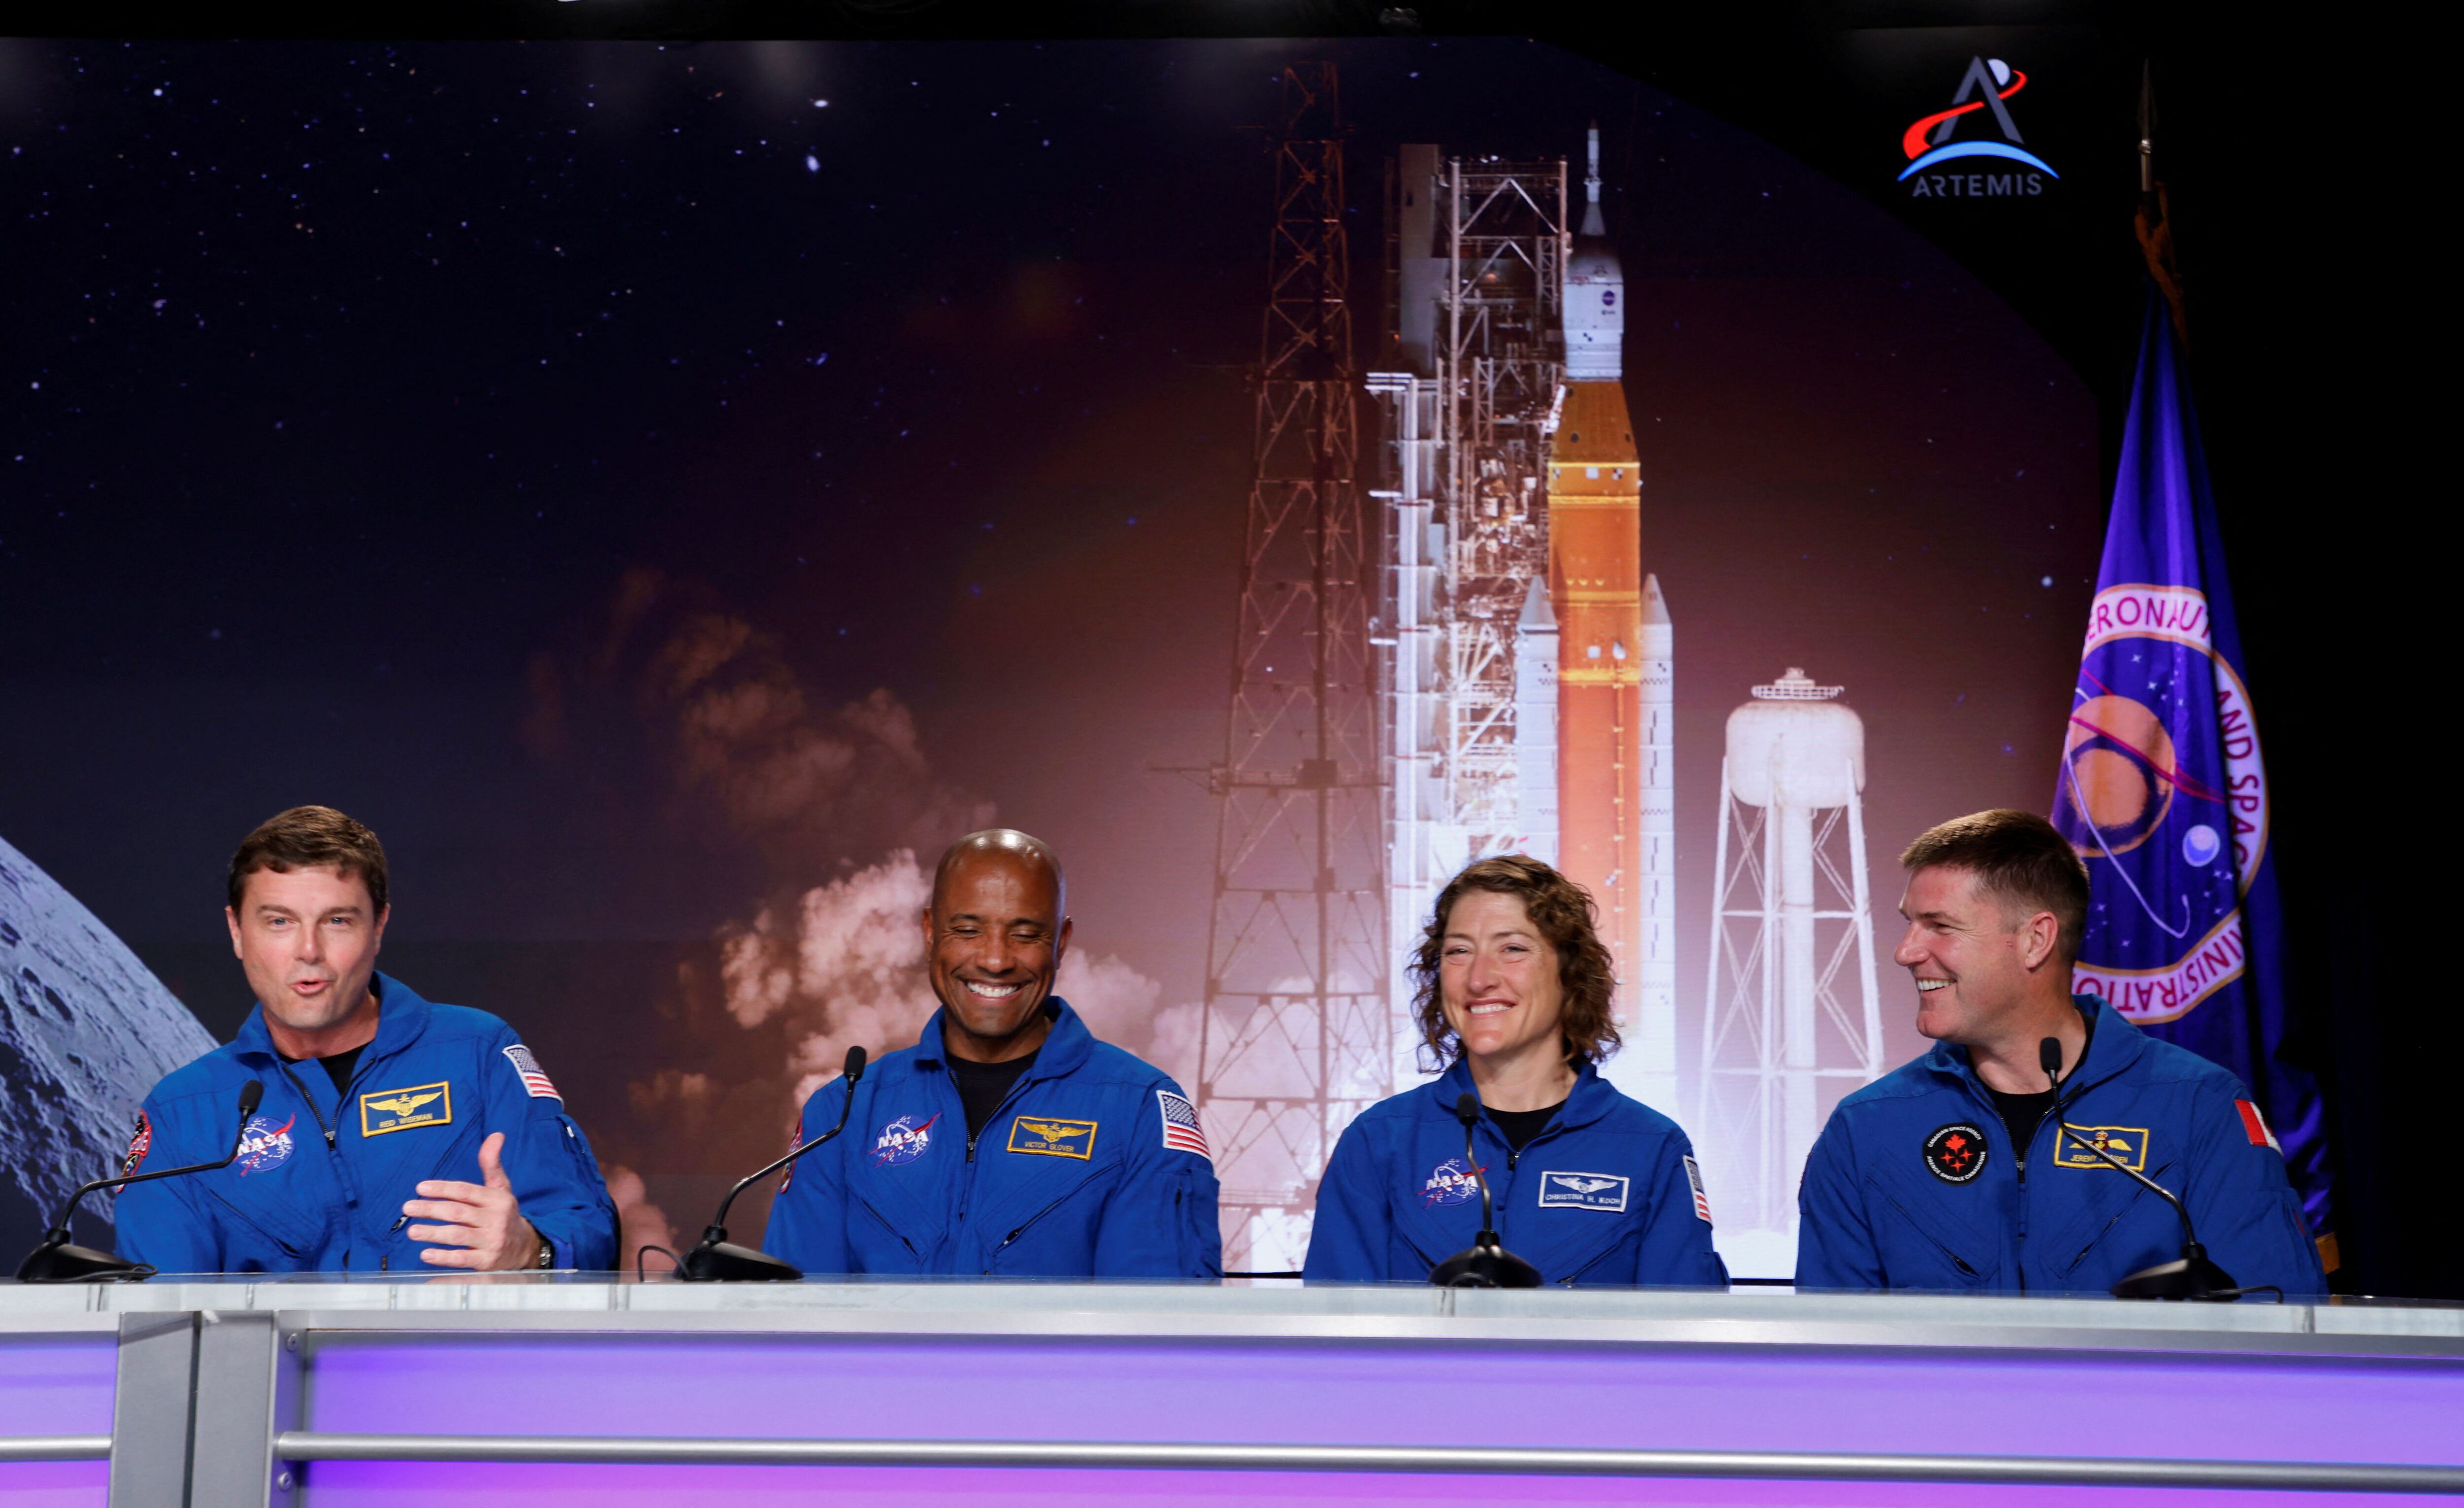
[678,1046,867,1282]
[2039,1038,2237,1301]
[1429,1092,1541,1289]
[17,1081,266,1283]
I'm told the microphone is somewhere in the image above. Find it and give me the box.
[17,1081,267,1283]
[678,1045,867,1282]
[2038,1036,2238,1301]
[1428,1091,1541,1289]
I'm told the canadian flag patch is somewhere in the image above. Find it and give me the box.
[2235,1099,2282,1154]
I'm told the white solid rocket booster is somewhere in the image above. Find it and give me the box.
[1515,575,1561,866]
[1635,574,1677,1109]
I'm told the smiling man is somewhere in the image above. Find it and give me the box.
[113,807,618,1275]
[1794,810,2322,1297]
[762,829,1221,1279]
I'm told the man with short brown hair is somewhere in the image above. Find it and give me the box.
[1794,809,2322,1297]
[114,806,618,1274]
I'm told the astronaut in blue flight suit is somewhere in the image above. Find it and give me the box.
[116,808,617,1274]
[1305,856,1728,1288]
[1795,810,2323,1298]
[763,829,1221,1279]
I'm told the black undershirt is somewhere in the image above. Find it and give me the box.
[1984,1008,2096,1156]
[1485,1101,1567,1155]
[279,1044,365,1094]
[946,1048,1040,1144]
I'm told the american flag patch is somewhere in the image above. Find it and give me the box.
[502,1043,561,1100]
[1157,1090,1210,1162]
[2234,1098,2281,1153]
[1683,1155,1712,1225]
[779,1117,804,1192]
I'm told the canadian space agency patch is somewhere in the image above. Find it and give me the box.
[1923,1123,1989,1184]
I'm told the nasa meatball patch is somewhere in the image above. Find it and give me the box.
[1923,1123,1989,1184]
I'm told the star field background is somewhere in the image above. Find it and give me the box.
[0,38,2099,1259]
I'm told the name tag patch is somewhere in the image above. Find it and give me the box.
[1007,1116,1097,1159]
[1537,1170,1630,1212]
[2053,1125,2150,1172]
[360,1082,453,1137]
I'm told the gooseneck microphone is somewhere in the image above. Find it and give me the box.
[679,1045,867,1282]
[1429,1091,1541,1289]
[18,1080,267,1283]
[2038,1036,2238,1301]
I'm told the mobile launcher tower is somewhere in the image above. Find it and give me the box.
[1366,131,1679,1114]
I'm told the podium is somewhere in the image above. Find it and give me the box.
[4,1277,2460,1505]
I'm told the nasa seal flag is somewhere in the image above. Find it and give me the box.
[1923,1124,1988,1185]
[2050,292,2332,1238]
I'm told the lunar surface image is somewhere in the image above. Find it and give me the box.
[0,835,217,1262]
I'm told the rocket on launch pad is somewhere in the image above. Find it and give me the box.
[1368,128,1674,1110]
[1550,130,1677,1109]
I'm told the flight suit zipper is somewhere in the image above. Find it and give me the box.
[962,1065,1043,1162]
[957,1062,1047,1234]
[276,1061,341,1151]
[273,1056,371,1267]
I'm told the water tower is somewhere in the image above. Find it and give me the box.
[1699,668,1885,1273]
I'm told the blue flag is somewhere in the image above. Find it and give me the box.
[2050,289,2333,1241]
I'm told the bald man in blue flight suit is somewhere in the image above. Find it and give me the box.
[1796,810,2322,1298]
[116,807,616,1274]
[763,829,1221,1279]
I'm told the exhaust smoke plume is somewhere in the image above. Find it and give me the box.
[529,571,1195,1209]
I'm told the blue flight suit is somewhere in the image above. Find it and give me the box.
[116,974,618,1274]
[1303,1058,1729,1288]
[1796,994,2324,1297]
[763,998,1221,1279]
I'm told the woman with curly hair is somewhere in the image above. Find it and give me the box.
[1302,855,1726,1287]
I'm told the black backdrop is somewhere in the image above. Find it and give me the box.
[6,0,2445,1298]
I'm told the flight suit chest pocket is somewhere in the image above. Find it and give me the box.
[982,1137,1123,1272]
[356,1080,479,1181]
[1526,1170,1641,1286]
[1868,1162,1999,1289]
[206,1161,327,1264]
[2044,1155,2174,1277]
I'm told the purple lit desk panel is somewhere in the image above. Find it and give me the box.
[2,1279,2460,1507]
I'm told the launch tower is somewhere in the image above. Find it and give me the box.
[1195,65,1390,1273]
[1368,145,1570,1081]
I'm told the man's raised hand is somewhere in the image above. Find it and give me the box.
[404,1131,545,1270]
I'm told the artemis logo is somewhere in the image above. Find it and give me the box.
[1899,57,2059,198]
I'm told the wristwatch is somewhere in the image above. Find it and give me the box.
[535,1234,555,1270]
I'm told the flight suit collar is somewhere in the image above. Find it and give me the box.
[1921,992,2145,1105]
[911,994,1094,1080]
[1429,1054,1615,1135]
[229,971,437,1070]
